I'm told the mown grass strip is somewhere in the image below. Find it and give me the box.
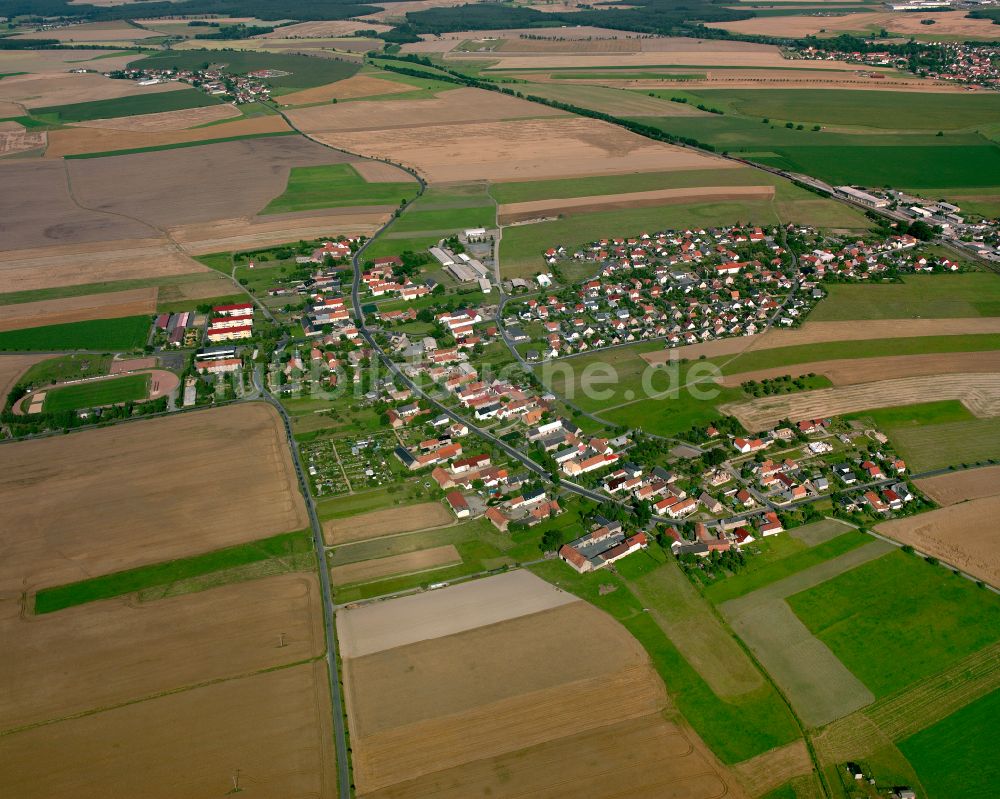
[34,530,313,614]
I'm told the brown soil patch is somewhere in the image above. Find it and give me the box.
[734,739,813,796]
[288,86,565,133]
[642,318,1000,365]
[0,71,186,109]
[280,73,412,105]
[336,570,578,657]
[332,545,461,586]
[317,116,733,182]
[877,494,1000,587]
[0,661,335,799]
[722,351,1000,388]
[323,501,452,545]
[707,10,1000,40]
[13,21,157,42]
[352,159,417,183]
[45,114,290,158]
[0,402,308,593]
[0,238,206,293]
[171,207,391,255]
[64,135,361,228]
[0,121,45,157]
[1,573,322,731]
[719,373,1000,431]
[914,466,1000,507]
[258,19,392,37]
[0,287,157,332]
[0,100,22,117]
[0,354,48,406]
[499,184,774,223]
[70,103,242,132]
[110,356,156,374]
[340,578,744,798]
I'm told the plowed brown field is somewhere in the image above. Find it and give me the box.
[338,571,744,798]
[323,501,452,545]
[0,71,187,108]
[0,287,157,332]
[877,495,1000,587]
[914,466,1000,506]
[0,661,335,799]
[2,573,323,731]
[332,545,460,586]
[0,403,308,593]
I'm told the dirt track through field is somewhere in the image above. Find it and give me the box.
[722,351,1000,388]
[332,544,460,586]
[1,573,322,731]
[0,403,308,593]
[323,501,452,545]
[336,570,578,657]
[877,495,1000,588]
[720,373,1000,431]
[0,661,335,799]
[914,466,1000,506]
[643,318,1000,365]
[0,287,157,332]
[499,184,774,222]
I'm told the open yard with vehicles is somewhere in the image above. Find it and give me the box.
[787,549,1000,698]
[0,403,308,593]
[336,570,743,797]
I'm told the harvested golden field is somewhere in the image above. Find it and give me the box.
[332,545,461,586]
[0,238,206,293]
[320,116,734,182]
[65,135,363,228]
[499,184,774,223]
[258,19,392,37]
[498,37,641,53]
[0,403,308,593]
[352,159,417,182]
[45,114,290,158]
[0,71,186,108]
[473,49,857,70]
[720,373,1000,431]
[339,573,743,798]
[361,0,473,22]
[914,466,1000,507]
[70,103,242,132]
[0,661,336,799]
[13,20,158,42]
[337,570,578,658]
[170,207,391,255]
[0,287,157,332]
[323,501,452,545]
[595,72,952,92]
[2,573,323,731]
[707,10,1000,40]
[517,80,709,115]
[400,26,657,53]
[734,740,814,797]
[877,495,1000,587]
[0,354,47,406]
[721,351,1000,388]
[0,120,45,157]
[288,86,565,133]
[643,318,1000,364]
[279,73,413,106]
[0,49,138,75]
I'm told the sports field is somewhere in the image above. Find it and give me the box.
[262,162,417,214]
[42,372,149,412]
[788,550,1000,698]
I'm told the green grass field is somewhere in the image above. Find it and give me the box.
[33,87,222,123]
[702,529,869,605]
[34,530,312,613]
[18,354,111,386]
[529,558,802,764]
[845,399,975,429]
[670,89,1000,131]
[898,688,1000,799]
[788,550,1000,698]
[43,373,150,412]
[0,315,150,352]
[886,417,1000,472]
[262,163,417,214]
[136,49,360,91]
[811,273,1000,321]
